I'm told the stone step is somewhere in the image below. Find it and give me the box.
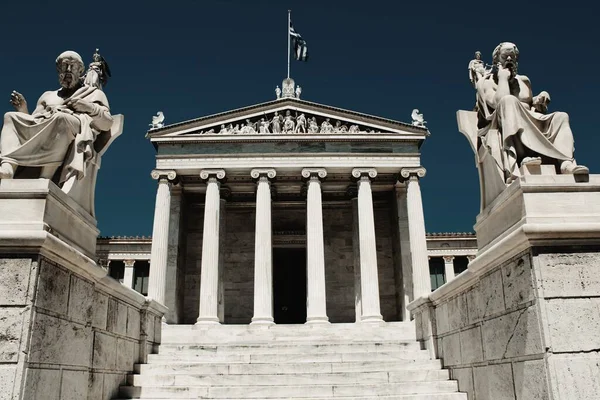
[157,341,421,355]
[120,381,459,398]
[116,394,467,400]
[135,359,444,375]
[128,369,450,386]
[147,350,430,364]
[161,323,416,344]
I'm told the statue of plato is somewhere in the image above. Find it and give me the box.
[0,51,113,183]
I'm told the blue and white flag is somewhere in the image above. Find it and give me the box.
[289,21,309,62]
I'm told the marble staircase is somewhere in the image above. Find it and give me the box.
[116,322,466,399]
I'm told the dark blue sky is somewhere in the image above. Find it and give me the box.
[1,0,597,236]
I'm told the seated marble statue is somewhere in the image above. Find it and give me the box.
[0,51,113,183]
[476,42,588,183]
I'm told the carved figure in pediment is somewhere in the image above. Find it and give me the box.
[308,117,319,133]
[283,110,295,133]
[259,118,270,133]
[321,118,333,133]
[349,124,360,133]
[295,113,306,133]
[219,124,228,134]
[271,111,282,133]
[232,124,240,134]
[241,119,256,134]
[333,120,344,133]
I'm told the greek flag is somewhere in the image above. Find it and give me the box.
[289,21,309,61]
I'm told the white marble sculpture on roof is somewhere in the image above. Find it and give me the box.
[0,49,123,216]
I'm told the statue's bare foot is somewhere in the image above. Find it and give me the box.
[521,157,542,166]
[0,162,15,179]
[561,160,589,175]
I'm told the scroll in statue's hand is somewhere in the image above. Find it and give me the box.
[65,98,95,114]
[10,91,28,114]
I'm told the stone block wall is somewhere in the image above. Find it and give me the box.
[411,247,600,400]
[0,254,165,400]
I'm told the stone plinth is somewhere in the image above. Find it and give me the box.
[0,181,167,400]
[408,174,600,400]
[0,179,99,259]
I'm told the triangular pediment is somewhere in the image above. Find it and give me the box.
[147,98,427,139]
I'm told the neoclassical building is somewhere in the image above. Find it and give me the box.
[102,79,476,325]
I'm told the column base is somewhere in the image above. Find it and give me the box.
[250,317,275,325]
[195,316,220,325]
[360,314,384,323]
[306,316,330,325]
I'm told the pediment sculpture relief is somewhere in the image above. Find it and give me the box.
[0,50,123,217]
[198,110,382,135]
[458,42,589,209]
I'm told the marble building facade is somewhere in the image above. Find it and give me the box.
[99,80,477,325]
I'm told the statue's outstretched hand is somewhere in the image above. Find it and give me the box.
[10,91,28,113]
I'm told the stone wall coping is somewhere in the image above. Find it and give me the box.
[0,229,166,313]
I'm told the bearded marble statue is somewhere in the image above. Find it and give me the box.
[0,50,123,216]
[475,42,588,183]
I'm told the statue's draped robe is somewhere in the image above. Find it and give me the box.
[0,85,111,183]
[477,90,575,178]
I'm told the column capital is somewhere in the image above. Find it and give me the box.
[399,167,426,181]
[351,168,377,181]
[200,169,226,182]
[442,255,455,263]
[124,259,136,267]
[151,169,177,182]
[251,168,277,181]
[301,168,327,181]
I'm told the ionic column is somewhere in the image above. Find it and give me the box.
[197,169,226,325]
[302,168,329,324]
[351,168,383,323]
[251,169,276,325]
[148,170,177,305]
[347,186,362,322]
[443,256,455,283]
[399,167,432,298]
[123,259,136,289]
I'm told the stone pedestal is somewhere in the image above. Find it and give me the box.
[408,174,600,400]
[352,168,383,323]
[197,170,226,325]
[148,170,176,306]
[0,179,167,400]
[251,169,276,325]
[302,168,329,324]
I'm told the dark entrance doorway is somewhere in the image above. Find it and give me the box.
[273,248,307,324]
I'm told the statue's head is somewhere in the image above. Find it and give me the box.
[493,42,519,75]
[475,51,482,60]
[56,51,85,89]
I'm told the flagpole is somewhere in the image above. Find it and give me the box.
[287,9,291,79]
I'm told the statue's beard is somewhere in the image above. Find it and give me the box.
[59,73,80,89]
[504,61,518,77]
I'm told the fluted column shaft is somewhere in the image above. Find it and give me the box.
[352,168,383,322]
[401,167,432,297]
[303,169,329,324]
[443,256,455,283]
[148,170,176,305]
[351,195,362,322]
[197,170,226,325]
[123,260,136,289]
[251,169,276,325]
